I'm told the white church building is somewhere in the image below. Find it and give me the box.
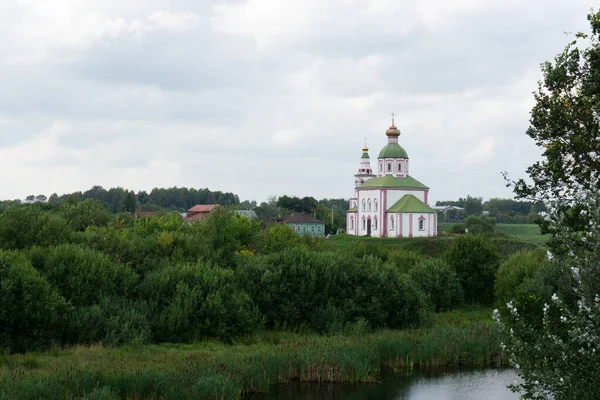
[346,119,437,238]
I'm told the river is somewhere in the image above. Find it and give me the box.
[247,368,519,400]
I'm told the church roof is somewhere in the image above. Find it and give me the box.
[358,175,429,190]
[347,206,358,213]
[387,194,436,213]
[378,143,408,159]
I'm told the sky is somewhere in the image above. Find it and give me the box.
[0,0,595,204]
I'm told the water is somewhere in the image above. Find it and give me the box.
[247,368,519,400]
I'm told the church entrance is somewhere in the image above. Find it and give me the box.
[367,218,371,236]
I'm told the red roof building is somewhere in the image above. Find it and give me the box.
[183,204,218,222]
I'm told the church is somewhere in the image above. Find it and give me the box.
[346,118,437,238]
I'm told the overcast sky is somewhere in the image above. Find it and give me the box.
[0,1,594,204]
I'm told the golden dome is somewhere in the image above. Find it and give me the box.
[362,143,369,152]
[385,123,401,137]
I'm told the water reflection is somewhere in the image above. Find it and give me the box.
[247,368,519,400]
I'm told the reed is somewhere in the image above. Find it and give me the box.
[0,310,506,400]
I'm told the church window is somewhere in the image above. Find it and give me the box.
[362,200,366,211]
[418,217,425,231]
[387,163,391,171]
[368,200,371,211]
[362,218,366,230]
[374,199,378,211]
[398,163,402,171]
[374,217,378,230]
[350,219,354,230]
[390,217,395,230]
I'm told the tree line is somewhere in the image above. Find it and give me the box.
[436,195,546,223]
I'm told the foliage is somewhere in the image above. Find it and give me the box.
[0,250,67,353]
[30,244,138,307]
[0,313,506,399]
[444,235,500,304]
[498,11,600,399]
[0,206,72,249]
[465,215,496,235]
[409,259,464,311]
[494,249,549,306]
[60,199,113,231]
[235,249,428,332]
[261,223,300,253]
[138,262,261,342]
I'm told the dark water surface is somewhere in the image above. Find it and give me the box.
[247,368,519,400]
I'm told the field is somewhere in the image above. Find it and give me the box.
[0,308,503,400]
[438,222,549,247]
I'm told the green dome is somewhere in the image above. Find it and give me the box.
[378,143,408,159]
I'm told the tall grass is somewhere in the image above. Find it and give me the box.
[0,311,506,400]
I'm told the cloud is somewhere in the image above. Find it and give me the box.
[0,0,595,203]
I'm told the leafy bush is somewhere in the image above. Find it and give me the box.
[138,262,261,342]
[236,249,427,331]
[0,206,72,249]
[387,248,425,273]
[495,249,549,305]
[261,223,300,253]
[444,235,500,304]
[409,259,464,311]
[465,215,496,235]
[0,250,67,353]
[68,296,151,346]
[60,199,113,231]
[450,223,466,234]
[31,244,138,307]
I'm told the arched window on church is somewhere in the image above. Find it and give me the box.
[362,199,366,211]
[387,163,391,172]
[390,217,395,230]
[374,199,378,212]
[418,216,425,231]
[350,218,354,230]
[362,217,366,230]
[398,163,402,171]
[374,217,378,230]
[367,199,371,211]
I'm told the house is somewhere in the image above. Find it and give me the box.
[346,117,437,237]
[280,213,325,236]
[236,210,258,219]
[183,204,218,222]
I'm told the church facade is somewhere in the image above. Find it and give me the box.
[346,119,437,238]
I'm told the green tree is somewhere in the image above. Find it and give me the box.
[0,250,67,352]
[409,259,464,311]
[444,235,499,304]
[123,191,137,215]
[498,11,600,399]
[465,214,496,235]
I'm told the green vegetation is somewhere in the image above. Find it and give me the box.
[0,309,505,400]
[438,222,549,247]
[0,191,557,398]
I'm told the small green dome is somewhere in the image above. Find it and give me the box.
[378,143,408,159]
[361,152,370,159]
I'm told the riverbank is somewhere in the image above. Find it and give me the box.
[0,308,505,400]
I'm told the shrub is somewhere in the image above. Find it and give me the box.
[236,249,427,331]
[387,248,425,273]
[494,249,549,305]
[465,215,496,235]
[409,259,464,311]
[0,206,72,249]
[138,262,261,342]
[0,250,67,353]
[60,199,113,231]
[31,244,138,307]
[68,296,151,346]
[261,223,300,253]
[444,235,500,304]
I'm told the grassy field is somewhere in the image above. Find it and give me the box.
[438,222,549,247]
[329,230,541,259]
[0,308,503,400]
